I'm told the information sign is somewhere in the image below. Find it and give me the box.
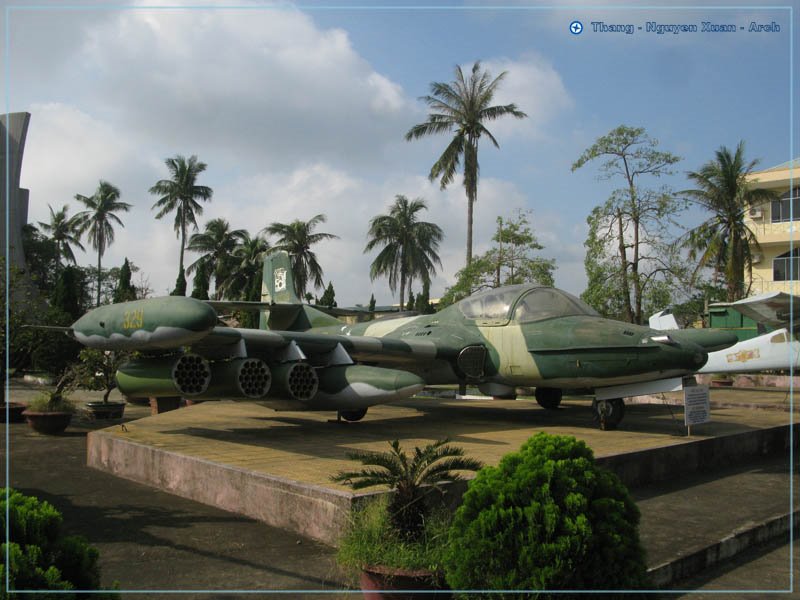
[684,385,711,427]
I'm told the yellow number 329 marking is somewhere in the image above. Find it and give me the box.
[122,309,145,330]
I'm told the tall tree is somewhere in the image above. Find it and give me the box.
[681,141,778,302]
[186,218,247,300]
[150,155,213,295]
[572,126,682,324]
[365,195,444,310]
[405,61,527,266]
[113,258,138,303]
[37,204,85,273]
[319,281,337,308]
[218,232,270,301]
[263,214,338,299]
[74,180,131,307]
[440,210,554,307]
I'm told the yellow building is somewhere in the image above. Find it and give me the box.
[744,158,798,295]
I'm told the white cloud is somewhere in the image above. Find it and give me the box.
[67,6,414,172]
[478,54,574,140]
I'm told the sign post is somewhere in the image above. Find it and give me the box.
[684,384,711,435]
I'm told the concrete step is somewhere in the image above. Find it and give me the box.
[632,455,797,588]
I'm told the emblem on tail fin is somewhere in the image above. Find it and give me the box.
[274,268,287,293]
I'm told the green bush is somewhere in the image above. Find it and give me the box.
[444,433,649,597]
[0,489,111,598]
[337,495,451,584]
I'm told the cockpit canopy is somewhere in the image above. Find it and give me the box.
[456,285,599,324]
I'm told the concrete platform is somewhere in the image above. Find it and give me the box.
[87,391,796,546]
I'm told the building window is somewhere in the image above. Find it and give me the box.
[771,187,800,223]
[773,248,800,281]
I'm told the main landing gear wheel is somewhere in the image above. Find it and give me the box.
[535,387,562,410]
[592,398,625,431]
[338,408,368,422]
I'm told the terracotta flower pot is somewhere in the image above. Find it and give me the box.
[86,401,126,420]
[23,411,73,435]
[360,565,449,600]
[1,402,27,423]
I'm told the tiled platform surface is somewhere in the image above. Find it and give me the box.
[87,391,796,545]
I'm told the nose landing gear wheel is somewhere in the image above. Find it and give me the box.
[338,408,368,422]
[592,398,625,430]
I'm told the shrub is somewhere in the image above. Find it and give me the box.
[337,495,451,582]
[444,433,649,597]
[331,439,481,539]
[0,489,108,597]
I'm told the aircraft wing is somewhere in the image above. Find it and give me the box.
[728,292,800,329]
[196,326,439,364]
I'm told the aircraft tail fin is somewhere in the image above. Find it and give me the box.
[262,250,300,305]
[259,251,342,331]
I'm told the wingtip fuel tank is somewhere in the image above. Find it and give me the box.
[71,296,218,351]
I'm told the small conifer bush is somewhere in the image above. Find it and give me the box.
[0,489,114,597]
[444,433,649,596]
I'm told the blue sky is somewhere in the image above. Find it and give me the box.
[4,1,796,305]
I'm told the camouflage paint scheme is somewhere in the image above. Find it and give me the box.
[69,252,737,428]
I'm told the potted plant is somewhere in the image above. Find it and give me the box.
[331,439,481,598]
[22,372,77,435]
[73,348,128,419]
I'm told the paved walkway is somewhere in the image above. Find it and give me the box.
[3,380,798,597]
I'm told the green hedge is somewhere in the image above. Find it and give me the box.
[444,433,649,597]
[0,489,114,598]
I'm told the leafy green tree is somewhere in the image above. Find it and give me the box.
[680,141,778,302]
[190,262,211,300]
[332,439,481,540]
[187,218,247,300]
[415,281,435,314]
[444,433,649,594]
[51,266,84,321]
[37,204,84,274]
[582,205,684,322]
[406,290,415,312]
[74,180,131,307]
[572,125,683,324]
[263,214,338,299]
[150,155,213,295]
[440,210,555,307]
[405,61,527,266]
[113,258,137,303]
[171,267,187,297]
[21,224,58,293]
[368,293,376,312]
[218,233,269,301]
[365,195,443,310]
[319,281,337,308]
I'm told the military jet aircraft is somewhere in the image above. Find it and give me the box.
[67,252,736,429]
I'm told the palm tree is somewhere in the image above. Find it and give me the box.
[74,181,131,306]
[365,195,443,310]
[37,204,85,273]
[262,214,338,299]
[186,218,247,299]
[681,141,778,302]
[149,155,213,294]
[332,439,482,539]
[218,232,270,301]
[405,61,527,266]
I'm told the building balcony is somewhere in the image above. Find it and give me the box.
[747,277,797,296]
[746,219,797,245]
